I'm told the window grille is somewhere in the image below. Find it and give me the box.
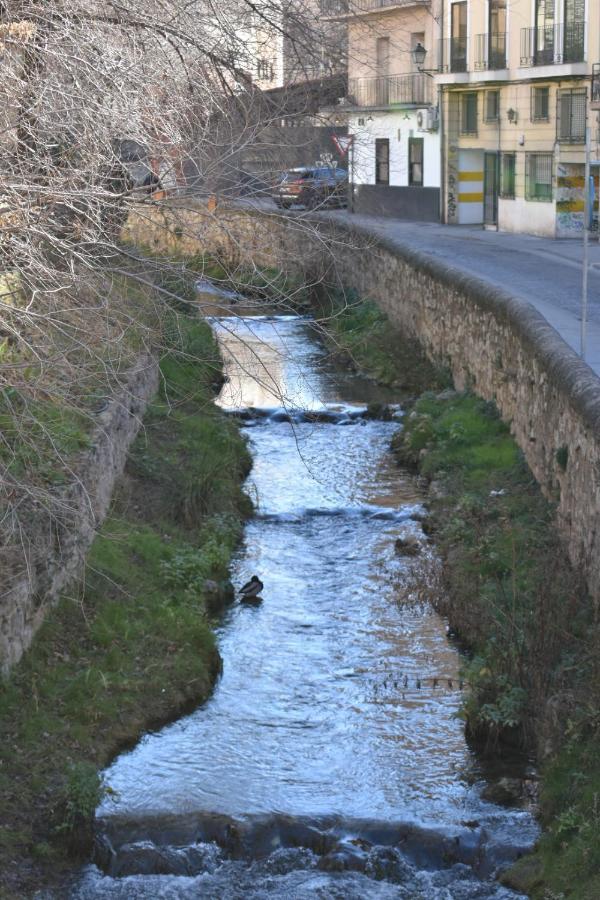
[256,59,274,80]
[485,91,500,122]
[461,92,478,134]
[500,153,515,198]
[525,153,553,201]
[531,86,550,121]
[557,88,587,142]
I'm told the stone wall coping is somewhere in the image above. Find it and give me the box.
[157,201,600,433]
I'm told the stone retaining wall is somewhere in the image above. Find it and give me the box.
[124,203,600,605]
[1,354,159,674]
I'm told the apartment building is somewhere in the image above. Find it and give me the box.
[324,0,442,220]
[438,0,599,236]
[244,2,346,90]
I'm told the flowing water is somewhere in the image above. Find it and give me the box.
[71,312,538,899]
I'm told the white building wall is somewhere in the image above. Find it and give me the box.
[498,198,557,237]
[349,111,441,188]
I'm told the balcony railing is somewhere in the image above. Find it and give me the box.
[474,33,507,70]
[592,63,600,110]
[320,0,429,16]
[520,22,585,67]
[346,73,430,107]
[438,37,469,74]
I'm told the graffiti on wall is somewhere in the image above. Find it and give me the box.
[556,163,599,236]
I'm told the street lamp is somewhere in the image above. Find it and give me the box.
[412,42,436,77]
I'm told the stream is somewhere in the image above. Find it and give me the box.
[71,310,538,898]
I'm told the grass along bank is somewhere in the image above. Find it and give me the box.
[311,285,450,393]
[393,390,600,899]
[125,242,313,315]
[0,308,251,897]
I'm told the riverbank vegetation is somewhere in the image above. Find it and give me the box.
[0,297,251,896]
[393,390,600,899]
[311,285,450,393]
[123,236,313,314]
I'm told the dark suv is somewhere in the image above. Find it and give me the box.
[273,166,348,210]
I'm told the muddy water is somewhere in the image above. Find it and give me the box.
[72,314,537,898]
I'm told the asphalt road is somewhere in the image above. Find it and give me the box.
[318,210,600,377]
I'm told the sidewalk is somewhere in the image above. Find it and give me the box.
[319,210,600,378]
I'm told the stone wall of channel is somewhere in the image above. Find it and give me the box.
[124,202,600,605]
[1,354,159,674]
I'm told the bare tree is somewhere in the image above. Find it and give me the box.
[0,0,349,667]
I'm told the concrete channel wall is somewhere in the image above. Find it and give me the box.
[124,203,600,607]
[1,354,159,674]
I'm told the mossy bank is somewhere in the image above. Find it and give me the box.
[0,304,251,897]
[394,391,600,899]
[310,285,450,394]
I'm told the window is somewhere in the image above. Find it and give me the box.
[408,138,424,186]
[531,86,550,121]
[375,139,389,185]
[376,37,390,77]
[489,0,506,36]
[411,31,425,71]
[485,91,500,122]
[500,153,515,198]
[411,32,424,48]
[461,92,478,134]
[256,59,274,80]
[450,2,468,73]
[525,153,553,201]
[534,0,555,65]
[563,0,585,63]
[557,88,587,142]
[488,0,507,68]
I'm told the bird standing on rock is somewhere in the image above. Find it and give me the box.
[239,575,264,600]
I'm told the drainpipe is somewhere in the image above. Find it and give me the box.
[439,1,445,223]
[495,78,501,231]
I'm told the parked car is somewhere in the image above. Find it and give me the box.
[273,166,348,210]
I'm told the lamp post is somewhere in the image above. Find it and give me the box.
[411,43,437,77]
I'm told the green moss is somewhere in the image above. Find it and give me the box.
[394,388,600,898]
[397,391,582,743]
[0,304,250,893]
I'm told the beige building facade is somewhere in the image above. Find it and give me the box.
[437,0,599,236]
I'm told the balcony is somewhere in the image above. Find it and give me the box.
[320,0,429,18]
[592,63,600,110]
[474,33,507,71]
[520,22,585,67]
[346,73,430,108]
[438,37,469,74]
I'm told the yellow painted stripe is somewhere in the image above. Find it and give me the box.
[557,199,585,213]
[557,175,585,188]
[459,192,484,203]
[459,171,484,182]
